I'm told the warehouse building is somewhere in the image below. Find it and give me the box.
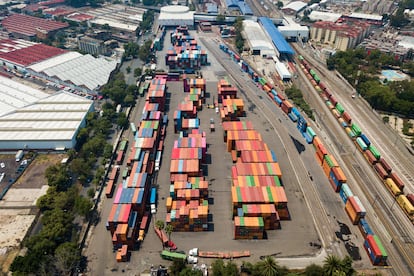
[243,20,276,57]
[78,36,108,56]
[281,1,307,15]
[158,5,195,27]
[279,18,309,41]
[1,13,68,40]
[259,17,295,58]
[0,76,93,150]
[309,11,342,22]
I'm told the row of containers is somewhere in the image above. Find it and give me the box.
[151,26,166,52]
[295,56,392,265]
[166,26,208,71]
[216,78,290,240]
[218,43,388,265]
[298,56,414,222]
[174,78,206,133]
[218,79,245,121]
[167,74,210,232]
[105,75,169,262]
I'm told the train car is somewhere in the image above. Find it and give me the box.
[396,195,414,219]
[389,172,405,191]
[384,178,402,197]
[378,158,392,174]
[374,163,388,180]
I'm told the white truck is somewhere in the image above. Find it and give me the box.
[15,150,24,162]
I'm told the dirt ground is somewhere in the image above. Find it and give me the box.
[0,153,66,272]
[382,115,414,145]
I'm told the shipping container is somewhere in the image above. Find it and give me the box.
[356,137,367,151]
[339,183,353,204]
[397,195,414,216]
[368,145,381,160]
[374,163,388,180]
[342,111,352,124]
[378,158,392,174]
[364,150,377,165]
[390,172,404,191]
[407,194,414,206]
[358,218,374,239]
[360,134,371,146]
[384,178,402,197]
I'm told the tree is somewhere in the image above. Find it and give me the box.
[169,259,186,276]
[254,256,287,276]
[340,255,355,276]
[45,164,71,191]
[277,1,283,9]
[304,263,324,276]
[211,259,226,275]
[155,220,165,230]
[74,195,93,217]
[134,67,143,77]
[116,112,129,129]
[126,66,131,74]
[54,242,81,276]
[216,14,226,24]
[165,224,174,241]
[323,255,343,276]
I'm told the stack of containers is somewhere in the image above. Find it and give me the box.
[345,196,366,224]
[106,75,167,260]
[237,204,280,230]
[223,121,255,142]
[339,183,353,203]
[234,216,264,239]
[313,136,328,165]
[303,126,316,144]
[217,79,238,103]
[364,234,388,265]
[329,165,347,192]
[220,96,245,121]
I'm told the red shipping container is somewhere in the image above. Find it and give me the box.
[366,235,382,258]
[379,158,392,174]
[364,150,377,165]
[342,111,352,124]
[407,194,414,206]
[331,167,347,182]
[390,172,404,191]
[374,163,388,180]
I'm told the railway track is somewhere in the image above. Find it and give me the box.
[292,45,414,275]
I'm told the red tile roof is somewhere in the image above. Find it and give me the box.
[38,0,65,6]
[0,39,67,66]
[44,7,74,16]
[1,14,69,37]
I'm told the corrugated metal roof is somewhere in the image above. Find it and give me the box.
[243,20,275,54]
[348,12,382,21]
[41,54,118,90]
[259,17,295,55]
[282,1,307,12]
[0,88,92,144]
[309,11,342,22]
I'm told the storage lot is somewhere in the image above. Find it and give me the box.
[84,30,320,274]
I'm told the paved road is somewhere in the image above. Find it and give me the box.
[293,44,414,275]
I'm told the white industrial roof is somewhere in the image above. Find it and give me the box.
[279,25,309,32]
[275,62,291,79]
[398,36,414,50]
[309,11,342,22]
[41,54,118,90]
[90,18,138,32]
[159,5,194,22]
[243,20,275,54]
[29,52,82,72]
[348,12,382,21]
[0,89,92,142]
[0,76,49,117]
[283,1,307,12]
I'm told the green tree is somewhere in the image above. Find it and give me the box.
[74,195,93,217]
[156,220,165,230]
[179,267,203,275]
[126,66,131,74]
[323,255,343,276]
[254,256,287,276]
[211,259,226,275]
[134,67,143,77]
[224,261,239,276]
[304,263,324,276]
[54,242,81,276]
[116,112,129,129]
[45,164,71,191]
[165,224,174,241]
[277,1,283,8]
[169,259,186,276]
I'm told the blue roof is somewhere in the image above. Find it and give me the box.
[238,1,253,15]
[226,0,239,8]
[206,3,218,14]
[258,17,295,55]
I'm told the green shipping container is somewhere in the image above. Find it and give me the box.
[313,75,320,83]
[373,235,388,258]
[335,103,345,114]
[351,123,362,136]
[309,69,316,77]
[306,127,316,137]
[298,55,304,61]
[368,145,381,160]
[324,155,337,168]
[326,101,333,109]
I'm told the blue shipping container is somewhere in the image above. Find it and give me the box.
[288,112,298,122]
[339,183,353,203]
[274,96,282,106]
[291,107,302,119]
[303,132,313,144]
[150,187,157,205]
[359,218,374,238]
[360,134,371,146]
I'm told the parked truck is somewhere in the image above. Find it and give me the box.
[15,150,23,162]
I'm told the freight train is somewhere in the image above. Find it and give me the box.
[219,44,389,265]
[297,55,414,224]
